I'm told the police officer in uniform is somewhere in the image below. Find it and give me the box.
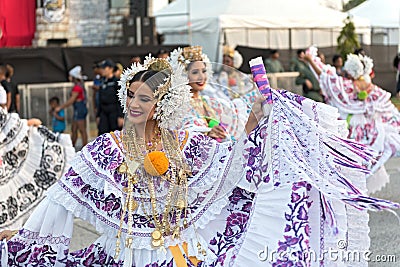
[97,59,124,135]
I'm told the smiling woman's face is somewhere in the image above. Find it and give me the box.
[187,61,207,92]
[125,81,156,125]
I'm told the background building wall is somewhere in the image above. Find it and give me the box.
[69,0,109,46]
[33,0,130,47]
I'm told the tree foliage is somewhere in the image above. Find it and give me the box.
[337,16,360,60]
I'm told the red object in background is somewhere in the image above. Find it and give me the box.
[0,0,36,47]
[0,16,7,47]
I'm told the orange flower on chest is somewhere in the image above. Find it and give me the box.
[144,151,169,176]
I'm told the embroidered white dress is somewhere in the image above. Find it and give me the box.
[182,92,257,142]
[1,91,398,267]
[0,107,75,230]
[316,63,400,193]
[202,71,256,102]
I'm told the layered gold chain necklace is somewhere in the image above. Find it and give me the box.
[190,96,217,125]
[115,126,191,258]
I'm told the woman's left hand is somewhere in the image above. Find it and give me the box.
[245,96,266,134]
[252,96,267,120]
[208,125,227,140]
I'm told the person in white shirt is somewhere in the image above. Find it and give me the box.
[0,84,6,108]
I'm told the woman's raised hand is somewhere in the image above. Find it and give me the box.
[208,125,227,140]
[245,96,267,134]
[0,229,15,241]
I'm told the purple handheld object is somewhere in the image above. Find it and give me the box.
[249,57,273,104]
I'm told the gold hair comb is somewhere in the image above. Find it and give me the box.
[182,46,203,62]
[148,58,172,72]
[144,58,173,99]
[223,45,235,58]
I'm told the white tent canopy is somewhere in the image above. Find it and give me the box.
[349,0,400,45]
[155,0,371,62]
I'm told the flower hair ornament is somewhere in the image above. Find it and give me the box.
[169,46,213,81]
[118,55,192,129]
[223,45,243,69]
[343,53,374,82]
[359,54,373,83]
[343,54,364,80]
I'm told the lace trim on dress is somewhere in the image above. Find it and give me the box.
[46,131,240,252]
[0,126,74,229]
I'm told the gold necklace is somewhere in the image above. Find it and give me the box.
[190,96,218,124]
[190,97,207,116]
[116,127,191,251]
[114,127,209,258]
[114,150,139,258]
[145,126,161,152]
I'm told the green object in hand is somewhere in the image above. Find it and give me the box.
[357,91,368,100]
[207,118,220,128]
[346,114,353,128]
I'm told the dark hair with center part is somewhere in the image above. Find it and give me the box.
[128,69,170,93]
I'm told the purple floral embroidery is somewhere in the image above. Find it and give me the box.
[208,188,255,266]
[243,122,269,188]
[228,187,247,205]
[68,243,123,266]
[64,167,77,181]
[79,185,122,217]
[184,134,214,175]
[8,240,25,253]
[227,212,248,228]
[273,182,313,267]
[72,177,84,187]
[6,240,63,266]
[17,250,31,263]
[85,134,123,173]
[241,202,252,213]
[277,90,306,105]
[144,259,175,267]
[62,168,152,228]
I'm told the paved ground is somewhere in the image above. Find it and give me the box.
[368,158,400,267]
[70,158,400,266]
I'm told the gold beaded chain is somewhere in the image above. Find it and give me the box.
[115,125,207,259]
[126,126,169,249]
[117,127,189,246]
[114,133,140,259]
[114,180,129,259]
[190,96,217,120]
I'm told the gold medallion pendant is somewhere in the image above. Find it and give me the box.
[151,229,164,248]
[118,162,127,173]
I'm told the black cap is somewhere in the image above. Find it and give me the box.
[99,59,115,68]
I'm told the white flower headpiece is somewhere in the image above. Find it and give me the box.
[359,54,373,83]
[117,55,192,129]
[118,62,147,113]
[223,45,243,69]
[343,54,364,80]
[169,46,213,80]
[233,50,243,69]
